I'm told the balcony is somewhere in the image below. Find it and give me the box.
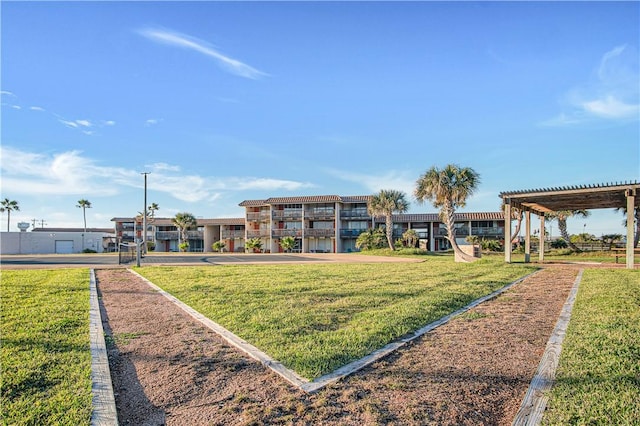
[221,230,245,239]
[272,210,302,219]
[247,212,271,222]
[306,210,335,220]
[156,231,179,240]
[273,229,302,237]
[340,229,367,238]
[340,210,370,219]
[247,229,270,238]
[305,228,335,238]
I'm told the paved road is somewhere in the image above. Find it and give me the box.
[0,253,420,269]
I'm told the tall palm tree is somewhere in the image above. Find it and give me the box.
[0,198,20,232]
[148,202,160,220]
[172,212,197,250]
[76,199,92,233]
[546,210,590,252]
[367,189,409,250]
[414,164,480,262]
[615,205,639,247]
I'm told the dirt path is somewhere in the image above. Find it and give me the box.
[96,267,578,425]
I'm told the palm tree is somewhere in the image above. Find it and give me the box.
[0,198,20,232]
[172,212,197,251]
[615,206,640,247]
[501,200,523,246]
[76,199,92,233]
[402,229,419,248]
[148,202,160,220]
[245,237,263,253]
[414,164,480,262]
[279,236,296,253]
[546,210,590,252]
[367,189,409,250]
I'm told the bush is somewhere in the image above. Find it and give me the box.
[82,248,97,253]
[551,239,568,249]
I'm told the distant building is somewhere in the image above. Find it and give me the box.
[1,227,115,254]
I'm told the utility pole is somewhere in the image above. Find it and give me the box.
[142,172,149,255]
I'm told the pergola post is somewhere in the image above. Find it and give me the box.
[524,210,531,263]
[539,214,545,263]
[626,189,636,269]
[504,199,512,263]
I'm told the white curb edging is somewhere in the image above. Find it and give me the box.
[130,268,539,393]
[512,269,583,426]
[90,269,119,426]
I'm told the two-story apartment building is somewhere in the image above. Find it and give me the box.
[240,195,505,253]
[111,217,245,252]
[112,194,505,254]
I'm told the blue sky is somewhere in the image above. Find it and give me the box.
[1,1,638,237]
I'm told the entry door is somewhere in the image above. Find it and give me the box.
[55,240,74,254]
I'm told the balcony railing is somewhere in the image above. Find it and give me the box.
[221,230,245,239]
[306,210,335,220]
[340,210,370,219]
[272,210,303,219]
[156,230,203,240]
[156,231,179,240]
[340,229,368,237]
[247,229,270,238]
[435,227,503,237]
[273,229,303,237]
[305,228,335,237]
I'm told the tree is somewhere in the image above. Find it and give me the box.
[0,198,20,232]
[76,199,92,233]
[245,237,263,253]
[402,229,419,248]
[172,212,197,252]
[148,202,160,219]
[501,200,523,246]
[546,210,590,252]
[601,233,623,250]
[367,189,409,250]
[615,206,640,248]
[279,236,296,253]
[355,227,385,251]
[414,164,480,262]
[212,240,226,253]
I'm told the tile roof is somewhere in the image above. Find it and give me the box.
[239,194,372,206]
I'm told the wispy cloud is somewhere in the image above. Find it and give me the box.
[138,27,268,80]
[0,91,16,97]
[325,168,416,199]
[30,106,45,112]
[145,118,162,127]
[1,146,313,203]
[542,45,639,126]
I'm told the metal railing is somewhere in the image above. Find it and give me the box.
[304,228,335,237]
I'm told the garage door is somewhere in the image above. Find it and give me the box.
[55,240,74,254]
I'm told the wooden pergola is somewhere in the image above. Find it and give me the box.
[499,181,639,269]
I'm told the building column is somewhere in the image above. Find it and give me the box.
[539,214,545,263]
[429,222,434,251]
[504,199,512,263]
[335,202,342,253]
[524,211,531,263]
[626,189,636,269]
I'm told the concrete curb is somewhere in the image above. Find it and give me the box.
[90,269,118,425]
[512,269,583,425]
[130,268,540,394]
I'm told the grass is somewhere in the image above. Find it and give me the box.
[543,268,640,425]
[136,258,535,379]
[1,269,92,426]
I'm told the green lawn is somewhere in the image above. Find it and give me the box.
[543,269,640,425]
[1,269,92,426]
[136,258,535,379]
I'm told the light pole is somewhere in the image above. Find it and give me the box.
[142,172,149,255]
